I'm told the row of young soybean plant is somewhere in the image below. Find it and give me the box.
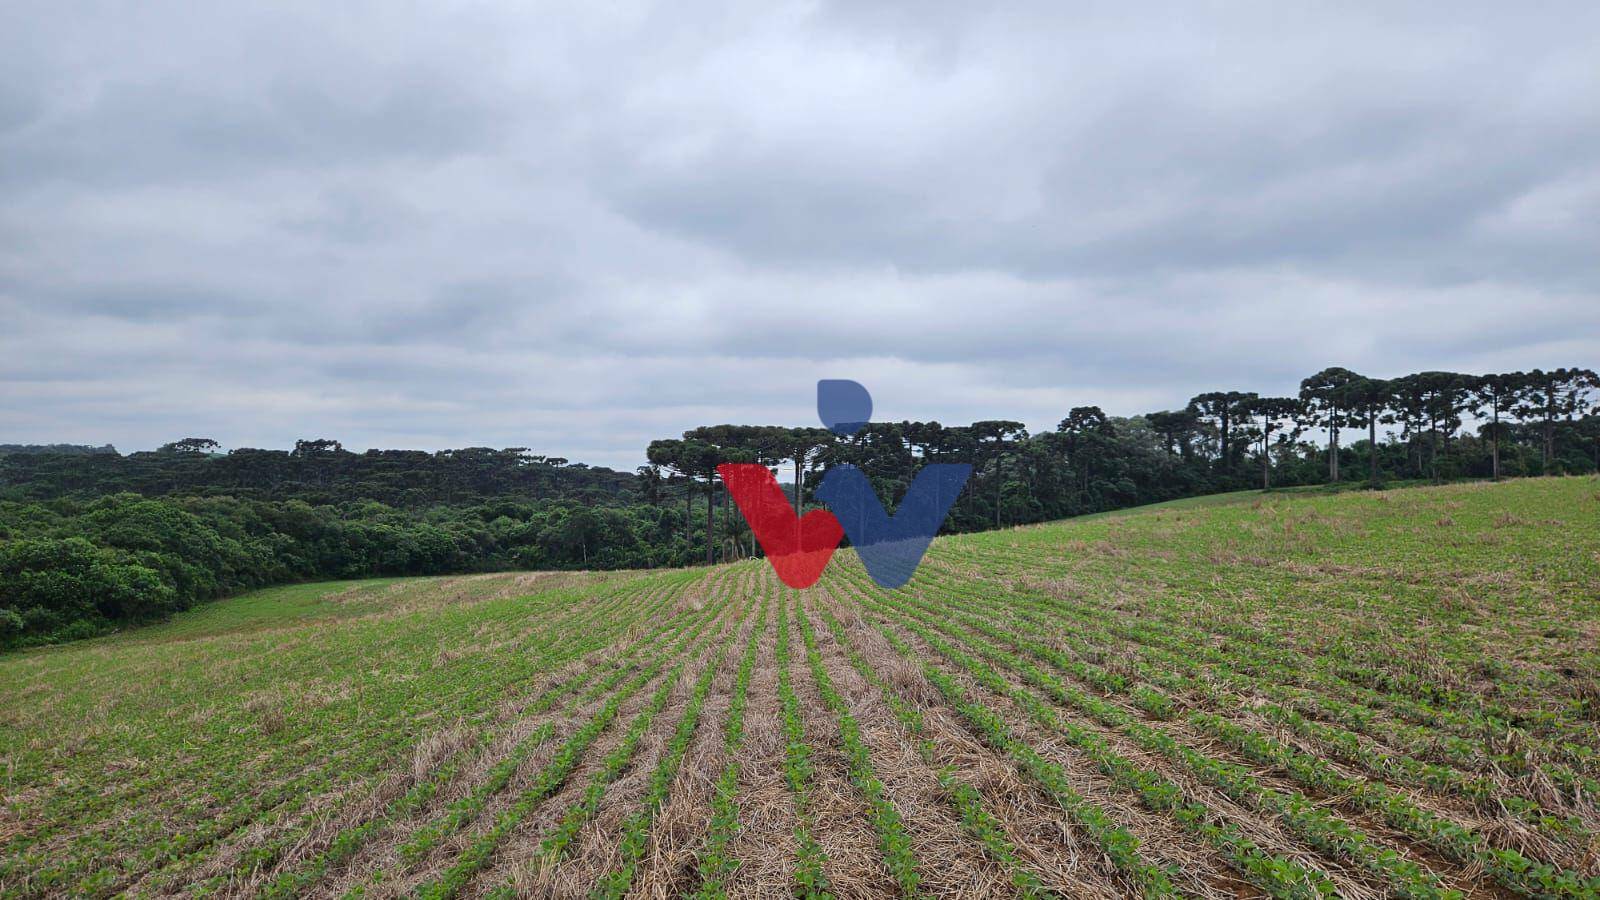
[792,591,922,895]
[780,570,1145,890]
[234,575,688,898]
[980,524,1600,758]
[11,580,588,897]
[807,594,1067,899]
[846,550,1600,900]
[19,571,680,900]
[408,565,751,899]
[841,568,1390,898]
[490,572,918,900]
[263,568,717,898]
[939,537,1600,810]
[930,541,1595,856]
[5,581,594,848]
[928,539,1600,890]
[388,574,721,881]
[773,586,836,898]
[830,565,1302,899]
[586,571,775,899]
[536,566,762,896]
[688,577,771,898]
[955,575,1598,897]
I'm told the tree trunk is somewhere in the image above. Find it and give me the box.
[1328,423,1336,483]
[704,478,714,566]
[1368,414,1378,485]
[1262,432,1271,490]
[1220,412,1230,469]
[1429,411,1439,481]
[994,453,1003,528]
[1491,405,1501,481]
[1332,422,1340,481]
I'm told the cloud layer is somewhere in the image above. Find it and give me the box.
[4,1,1597,468]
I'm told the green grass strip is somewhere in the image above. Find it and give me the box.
[793,597,921,896]
[691,584,772,898]
[777,591,834,899]
[866,618,1180,899]
[411,586,740,900]
[260,582,700,898]
[589,624,731,897]
[914,554,1596,833]
[813,603,1061,900]
[858,565,1600,900]
[851,576,1439,899]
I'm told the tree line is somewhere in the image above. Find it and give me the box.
[0,440,636,507]
[0,444,662,646]
[644,367,1599,566]
[0,493,681,647]
[3,364,1595,648]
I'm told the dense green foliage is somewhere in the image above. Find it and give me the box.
[648,365,1599,558]
[0,442,633,507]
[0,494,681,647]
[0,444,678,646]
[0,444,117,457]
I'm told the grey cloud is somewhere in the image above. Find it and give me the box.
[1,1,1597,470]
[1,72,507,190]
[594,4,1600,288]
[277,187,427,244]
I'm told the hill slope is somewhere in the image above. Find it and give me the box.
[2,477,1598,897]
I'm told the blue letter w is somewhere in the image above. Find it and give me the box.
[815,463,972,588]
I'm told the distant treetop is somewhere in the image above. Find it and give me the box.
[0,443,117,456]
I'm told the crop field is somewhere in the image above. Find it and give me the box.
[2,477,1599,898]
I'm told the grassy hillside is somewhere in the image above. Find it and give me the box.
[2,477,1597,897]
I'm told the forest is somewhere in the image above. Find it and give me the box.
[2,365,1596,647]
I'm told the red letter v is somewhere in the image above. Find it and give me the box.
[717,463,843,588]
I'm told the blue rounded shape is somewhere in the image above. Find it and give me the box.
[817,379,872,436]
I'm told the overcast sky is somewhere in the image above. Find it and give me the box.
[3,2,1597,469]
